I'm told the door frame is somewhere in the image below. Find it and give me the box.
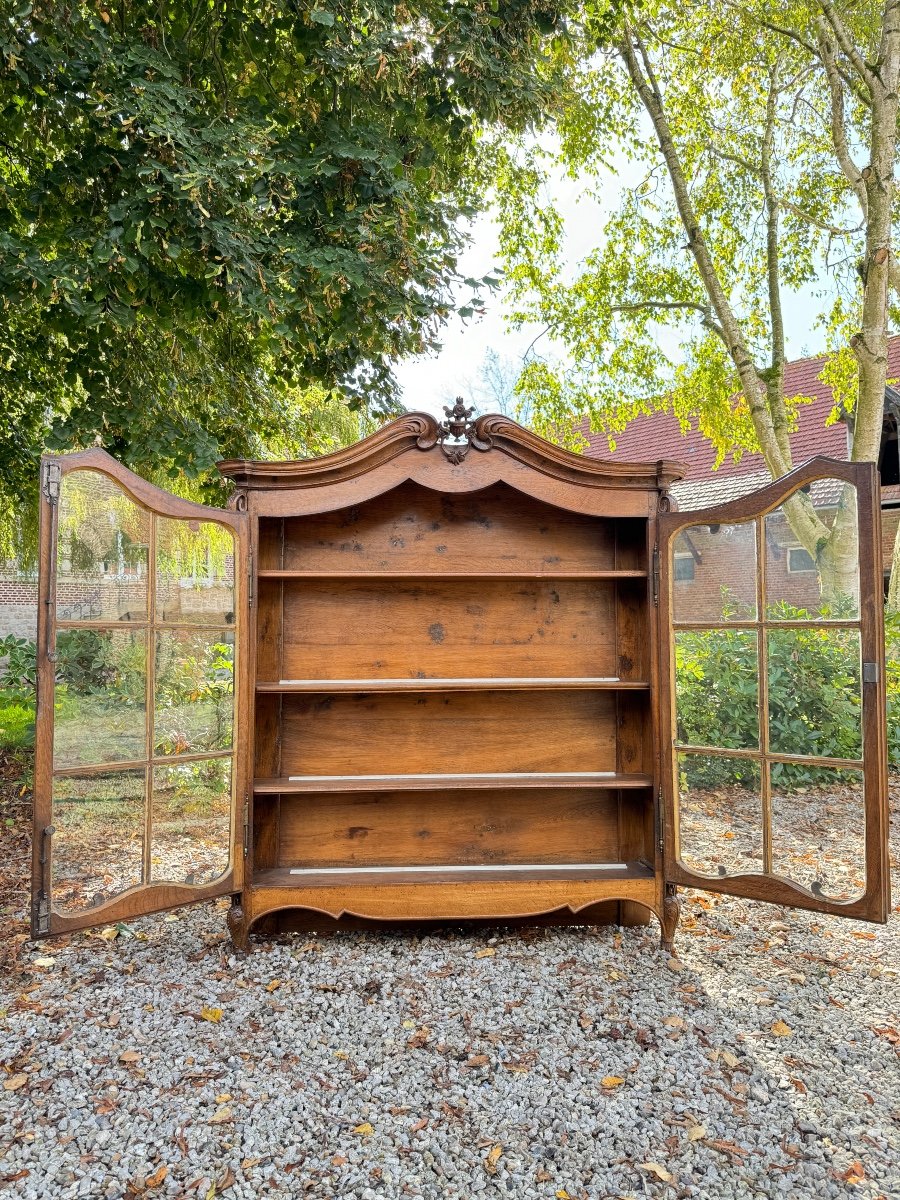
[658,456,889,921]
[32,448,250,936]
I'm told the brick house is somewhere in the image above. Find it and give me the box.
[581,340,900,618]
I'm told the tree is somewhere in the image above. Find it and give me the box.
[0,0,571,518]
[494,0,900,603]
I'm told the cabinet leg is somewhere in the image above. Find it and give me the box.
[226,895,250,955]
[660,884,680,954]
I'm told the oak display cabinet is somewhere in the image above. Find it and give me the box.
[31,408,891,950]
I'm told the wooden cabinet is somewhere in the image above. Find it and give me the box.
[31,409,891,949]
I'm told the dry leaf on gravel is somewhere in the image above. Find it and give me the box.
[118,1050,140,1064]
[406,1026,431,1049]
[209,1106,232,1125]
[2,1073,27,1091]
[837,1161,866,1184]
[352,1122,374,1136]
[474,948,496,959]
[688,1124,706,1141]
[639,1162,674,1181]
[484,1145,502,1174]
[663,1015,686,1028]
[600,1075,625,1088]
[200,1006,223,1023]
[145,1165,168,1188]
[265,980,280,993]
[771,1019,793,1037]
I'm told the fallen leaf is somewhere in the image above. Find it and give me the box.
[32,957,55,967]
[352,1122,374,1136]
[706,1138,747,1160]
[688,1124,706,1141]
[0,1171,29,1183]
[332,1155,348,1166]
[600,1076,625,1088]
[241,1159,261,1170]
[406,1026,431,1050]
[475,947,496,959]
[771,1019,793,1037]
[215,1093,232,1105]
[556,1191,571,1199]
[663,1015,686,1029]
[96,926,119,942]
[464,1054,490,1068]
[200,1006,223,1023]
[145,1165,168,1188]
[265,980,281,993]
[209,1106,233,1124]
[410,1118,428,1133]
[639,1162,674,1182]
[217,1166,235,1191]
[838,1161,866,1184]
[720,1049,740,1068]
[118,1050,140,1065]
[3,1074,27,1092]
[484,1145,502,1175]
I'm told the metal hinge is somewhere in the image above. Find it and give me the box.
[248,547,254,609]
[651,544,660,606]
[656,789,664,854]
[242,794,250,858]
[42,461,61,505]
[863,661,879,684]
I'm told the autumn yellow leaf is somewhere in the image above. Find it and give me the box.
[145,1165,168,1188]
[484,1145,502,1174]
[720,1049,740,1068]
[475,947,496,959]
[352,1122,374,1136]
[215,1093,232,1105]
[96,926,119,942]
[688,1124,706,1141]
[32,957,55,967]
[771,1019,793,1037]
[556,1191,571,1199]
[839,1160,866,1184]
[639,1162,674,1182]
[209,1106,233,1125]
[334,1050,348,1060]
[200,1006,223,1023]
[3,1073,27,1092]
[662,1015,686,1028]
[600,1075,625,1088]
[266,980,281,993]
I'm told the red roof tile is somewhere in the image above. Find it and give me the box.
[580,340,900,508]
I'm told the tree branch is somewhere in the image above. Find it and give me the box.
[617,24,791,477]
[819,0,876,86]
[816,19,870,221]
[760,57,792,465]
[610,299,727,343]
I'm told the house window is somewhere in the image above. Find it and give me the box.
[674,553,695,581]
[787,546,816,573]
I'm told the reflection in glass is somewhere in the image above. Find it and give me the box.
[770,763,865,901]
[675,629,759,749]
[673,522,757,623]
[52,770,145,911]
[767,628,862,759]
[765,480,859,619]
[154,631,234,756]
[53,629,146,769]
[151,760,232,885]
[57,470,150,622]
[677,753,762,876]
[156,519,235,625]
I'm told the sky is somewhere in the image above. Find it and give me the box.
[394,160,832,421]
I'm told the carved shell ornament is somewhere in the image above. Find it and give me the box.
[418,398,493,464]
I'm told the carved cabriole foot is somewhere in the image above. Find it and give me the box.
[660,883,681,954]
[226,895,250,955]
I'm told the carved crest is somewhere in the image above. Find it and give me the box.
[434,398,492,464]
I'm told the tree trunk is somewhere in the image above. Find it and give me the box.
[816,483,861,609]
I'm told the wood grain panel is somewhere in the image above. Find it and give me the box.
[278,578,616,679]
[279,690,617,776]
[280,481,617,574]
[276,788,621,868]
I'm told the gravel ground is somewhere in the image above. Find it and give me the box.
[0,787,898,1199]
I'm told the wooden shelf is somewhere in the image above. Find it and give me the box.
[256,569,647,580]
[252,861,655,888]
[257,677,651,693]
[254,772,654,794]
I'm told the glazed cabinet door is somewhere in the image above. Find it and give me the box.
[31,450,249,936]
[659,457,889,921]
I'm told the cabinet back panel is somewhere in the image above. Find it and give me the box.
[276,789,622,868]
[279,481,618,574]
[278,578,616,680]
[279,691,618,776]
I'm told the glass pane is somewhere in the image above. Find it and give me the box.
[675,629,759,749]
[57,470,150,622]
[673,522,757,622]
[151,759,232,885]
[765,480,859,619]
[156,518,235,625]
[767,628,862,759]
[53,629,146,769]
[52,769,145,911]
[771,763,865,901]
[154,630,234,756]
[677,753,762,876]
